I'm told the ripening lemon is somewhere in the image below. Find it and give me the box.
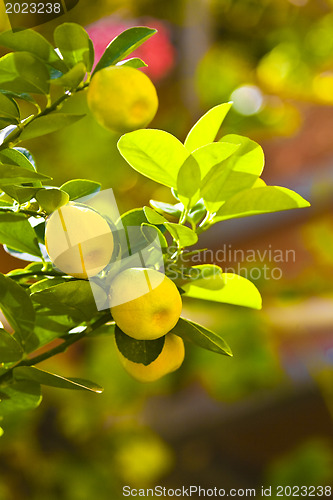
[109,268,182,340]
[45,203,114,279]
[116,333,185,382]
[87,66,158,133]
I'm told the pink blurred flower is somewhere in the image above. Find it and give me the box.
[86,17,176,82]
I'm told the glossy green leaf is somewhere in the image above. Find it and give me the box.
[115,325,164,365]
[214,186,311,222]
[0,93,20,124]
[0,381,42,416]
[0,28,66,72]
[19,113,85,141]
[183,273,262,309]
[0,52,50,95]
[184,102,233,152]
[0,328,23,363]
[31,281,100,322]
[116,57,147,69]
[60,179,101,200]
[164,222,198,246]
[0,89,37,105]
[93,27,156,74]
[143,206,167,224]
[0,164,50,185]
[119,208,148,229]
[149,200,182,219]
[54,23,94,71]
[36,188,69,213]
[0,147,36,171]
[0,273,38,351]
[118,130,189,188]
[14,366,103,393]
[171,317,232,356]
[0,213,42,256]
[141,223,168,249]
[181,264,225,289]
[201,135,265,211]
[51,62,87,89]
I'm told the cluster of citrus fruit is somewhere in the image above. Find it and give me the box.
[45,203,185,382]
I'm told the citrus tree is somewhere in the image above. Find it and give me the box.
[0,23,310,434]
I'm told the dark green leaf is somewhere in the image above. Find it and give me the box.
[214,186,311,222]
[93,27,156,74]
[115,325,164,365]
[0,273,37,351]
[0,328,23,363]
[19,113,85,141]
[171,317,232,356]
[0,28,66,72]
[118,129,189,188]
[0,89,36,105]
[0,213,42,256]
[60,179,101,200]
[0,52,50,95]
[0,147,37,171]
[183,273,262,309]
[0,93,20,124]
[0,381,42,416]
[54,23,94,71]
[184,102,233,152]
[51,62,87,89]
[164,222,198,247]
[0,164,50,184]
[116,57,147,69]
[14,366,103,393]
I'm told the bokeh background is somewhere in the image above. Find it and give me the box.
[1,0,333,498]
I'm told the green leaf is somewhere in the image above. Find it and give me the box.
[29,277,69,294]
[188,200,206,224]
[0,185,40,204]
[31,281,100,322]
[0,164,50,185]
[164,222,198,246]
[36,188,69,213]
[141,223,168,249]
[118,130,189,188]
[0,381,42,416]
[143,206,167,224]
[0,52,50,95]
[171,317,232,356]
[0,28,66,72]
[115,326,165,365]
[214,186,311,222]
[51,62,87,89]
[0,328,23,363]
[201,135,265,211]
[0,89,36,105]
[14,366,103,393]
[119,207,148,229]
[183,273,262,309]
[93,27,157,74]
[0,147,37,171]
[0,213,42,256]
[19,113,85,141]
[192,142,241,178]
[177,155,201,202]
[60,179,101,201]
[149,200,183,219]
[184,102,233,152]
[181,264,225,289]
[0,93,20,124]
[116,57,147,69]
[54,23,94,71]
[0,273,38,351]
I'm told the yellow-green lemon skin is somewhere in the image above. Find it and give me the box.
[116,333,185,383]
[87,66,158,133]
[109,268,182,340]
[45,203,114,279]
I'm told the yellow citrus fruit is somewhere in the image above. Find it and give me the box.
[109,267,182,340]
[116,333,185,382]
[87,66,158,133]
[45,203,114,279]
